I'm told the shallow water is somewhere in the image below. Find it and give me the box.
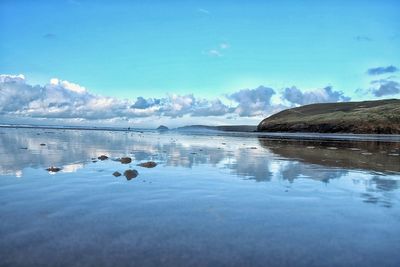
[0,128,399,267]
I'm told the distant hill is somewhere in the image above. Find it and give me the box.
[156,125,169,131]
[257,99,400,134]
[176,125,257,132]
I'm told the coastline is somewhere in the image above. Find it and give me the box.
[2,124,400,142]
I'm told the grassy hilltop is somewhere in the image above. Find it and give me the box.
[257,99,400,134]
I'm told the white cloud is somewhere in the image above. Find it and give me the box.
[0,75,232,120]
[0,74,25,83]
[228,86,278,117]
[198,8,210,15]
[0,74,352,126]
[220,43,229,49]
[206,43,229,57]
[208,49,222,57]
[50,78,86,94]
[282,86,350,106]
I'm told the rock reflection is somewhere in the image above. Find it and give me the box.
[257,137,400,207]
[258,137,400,173]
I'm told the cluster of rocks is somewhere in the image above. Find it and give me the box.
[112,170,138,180]
[105,155,158,181]
[46,155,157,181]
[100,155,158,181]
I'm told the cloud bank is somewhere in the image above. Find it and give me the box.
[0,74,353,126]
[282,86,351,105]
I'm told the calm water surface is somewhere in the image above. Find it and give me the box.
[0,128,399,267]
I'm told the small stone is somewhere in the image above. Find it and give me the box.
[46,166,61,172]
[113,171,121,177]
[120,157,132,164]
[98,155,108,160]
[137,161,157,168]
[124,169,138,180]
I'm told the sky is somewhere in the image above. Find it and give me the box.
[0,0,399,127]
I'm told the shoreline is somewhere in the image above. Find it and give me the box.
[2,124,400,142]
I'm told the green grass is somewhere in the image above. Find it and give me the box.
[258,99,400,133]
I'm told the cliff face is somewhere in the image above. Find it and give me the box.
[257,99,400,134]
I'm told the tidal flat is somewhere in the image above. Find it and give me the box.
[0,127,399,267]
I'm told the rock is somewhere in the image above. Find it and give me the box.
[98,155,108,160]
[137,161,157,168]
[119,157,132,164]
[156,125,169,131]
[46,166,61,172]
[124,169,138,180]
[113,171,121,177]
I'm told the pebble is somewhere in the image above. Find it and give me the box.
[124,169,138,180]
[138,161,157,168]
[120,157,132,164]
[46,166,61,172]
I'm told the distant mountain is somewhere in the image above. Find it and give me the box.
[156,125,169,131]
[257,99,400,134]
[176,125,257,132]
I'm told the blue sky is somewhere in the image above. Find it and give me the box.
[0,0,399,127]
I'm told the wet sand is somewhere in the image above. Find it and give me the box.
[0,128,399,267]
